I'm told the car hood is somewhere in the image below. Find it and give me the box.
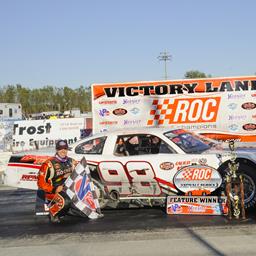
[205,142,256,162]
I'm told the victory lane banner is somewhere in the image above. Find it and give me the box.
[166,196,228,215]
[92,76,256,142]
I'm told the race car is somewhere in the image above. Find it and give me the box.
[5,128,256,209]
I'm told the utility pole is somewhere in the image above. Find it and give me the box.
[158,51,172,80]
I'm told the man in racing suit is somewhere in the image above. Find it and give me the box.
[37,140,77,223]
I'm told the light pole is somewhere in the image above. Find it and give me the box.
[158,51,172,80]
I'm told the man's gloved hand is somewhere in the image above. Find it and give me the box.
[56,185,63,193]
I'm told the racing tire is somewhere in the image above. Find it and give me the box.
[92,178,109,209]
[219,163,256,209]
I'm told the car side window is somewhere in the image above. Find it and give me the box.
[75,136,106,154]
[158,141,176,154]
[114,134,175,156]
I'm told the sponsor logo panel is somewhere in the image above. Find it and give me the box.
[228,124,239,132]
[147,97,221,126]
[130,107,140,115]
[113,108,127,116]
[99,108,110,117]
[228,115,247,121]
[241,102,256,110]
[242,123,256,131]
[123,120,141,126]
[227,93,246,100]
[228,103,237,110]
[122,99,141,105]
[98,100,117,105]
[99,121,118,125]
[173,165,222,194]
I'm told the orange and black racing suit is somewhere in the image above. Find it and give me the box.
[37,155,77,217]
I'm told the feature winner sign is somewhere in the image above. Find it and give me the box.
[167,164,227,215]
[166,196,228,215]
[92,76,256,142]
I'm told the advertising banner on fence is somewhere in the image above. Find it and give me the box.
[0,121,14,152]
[12,117,92,152]
[92,76,256,142]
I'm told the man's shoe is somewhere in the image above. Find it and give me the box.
[49,213,61,223]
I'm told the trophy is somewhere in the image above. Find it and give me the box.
[225,141,246,220]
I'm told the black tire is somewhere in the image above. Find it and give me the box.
[220,163,256,209]
[92,178,109,209]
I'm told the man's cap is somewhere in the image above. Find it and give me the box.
[56,140,69,150]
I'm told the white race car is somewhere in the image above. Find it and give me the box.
[5,128,256,209]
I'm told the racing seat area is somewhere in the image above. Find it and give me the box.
[114,135,171,156]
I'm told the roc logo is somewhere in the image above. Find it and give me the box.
[173,165,222,194]
[182,167,213,180]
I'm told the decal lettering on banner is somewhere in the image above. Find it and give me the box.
[12,118,88,152]
[147,97,220,125]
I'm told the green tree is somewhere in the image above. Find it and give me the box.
[184,70,211,79]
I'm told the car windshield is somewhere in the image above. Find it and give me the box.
[164,129,211,153]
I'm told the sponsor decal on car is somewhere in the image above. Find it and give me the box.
[21,155,50,164]
[198,158,207,165]
[160,162,174,170]
[241,102,256,110]
[21,174,38,181]
[113,108,127,116]
[173,165,222,194]
[175,160,191,166]
[243,123,256,131]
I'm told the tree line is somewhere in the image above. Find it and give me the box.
[0,84,91,116]
[0,70,210,116]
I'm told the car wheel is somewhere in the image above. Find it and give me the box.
[220,163,256,209]
[92,178,109,209]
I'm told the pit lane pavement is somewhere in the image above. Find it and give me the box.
[1,187,256,256]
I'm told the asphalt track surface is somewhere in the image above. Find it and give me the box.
[0,188,256,239]
[2,188,256,256]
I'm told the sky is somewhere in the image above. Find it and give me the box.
[0,0,256,89]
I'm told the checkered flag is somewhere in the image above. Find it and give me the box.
[64,157,103,219]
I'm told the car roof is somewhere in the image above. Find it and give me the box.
[92,127,181,138]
